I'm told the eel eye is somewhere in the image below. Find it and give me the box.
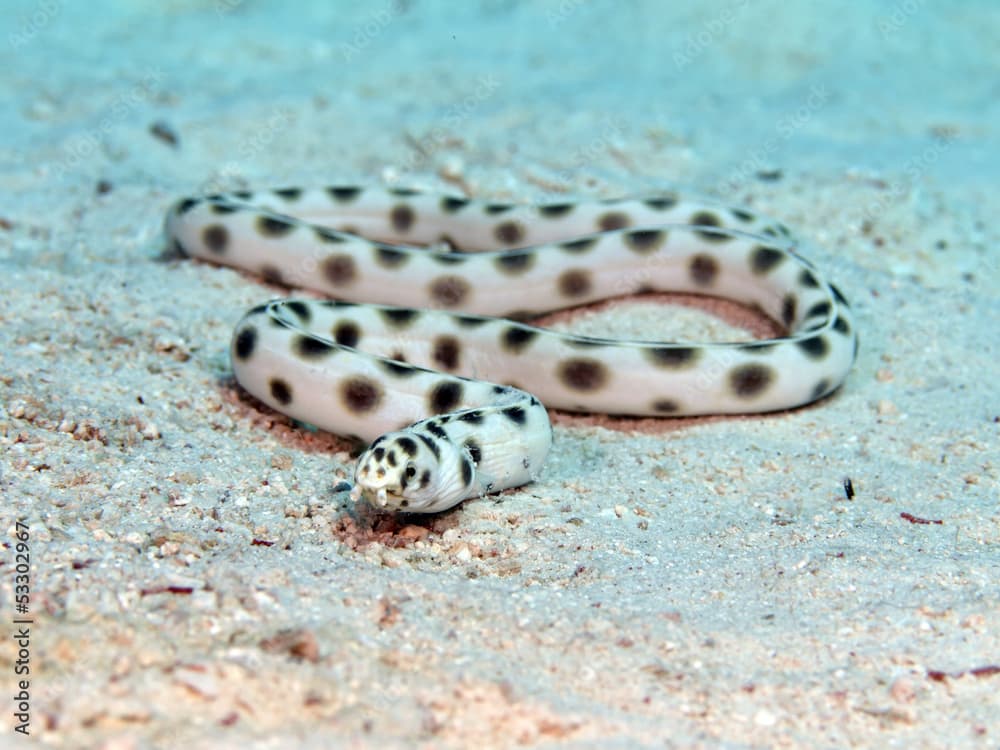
[405,464,417,479]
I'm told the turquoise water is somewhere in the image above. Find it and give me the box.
[3,1,996,187]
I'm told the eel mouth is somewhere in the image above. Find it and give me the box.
[349,483,407,511]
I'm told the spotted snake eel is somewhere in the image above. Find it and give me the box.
[165,185,857,513]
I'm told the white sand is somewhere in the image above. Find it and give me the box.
[1,1,998,747]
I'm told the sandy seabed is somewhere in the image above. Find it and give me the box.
[1,1,998,748]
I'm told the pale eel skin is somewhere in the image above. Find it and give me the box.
[165,185,857,513]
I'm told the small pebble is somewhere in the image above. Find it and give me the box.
[149,120,180,148]
[260,628,320,663]
[270,452,293,470]
[890,676,916,703]
[753,708,777,727]
[398,524,430,542]
[173,664,219,698]
[877,399,897,415]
